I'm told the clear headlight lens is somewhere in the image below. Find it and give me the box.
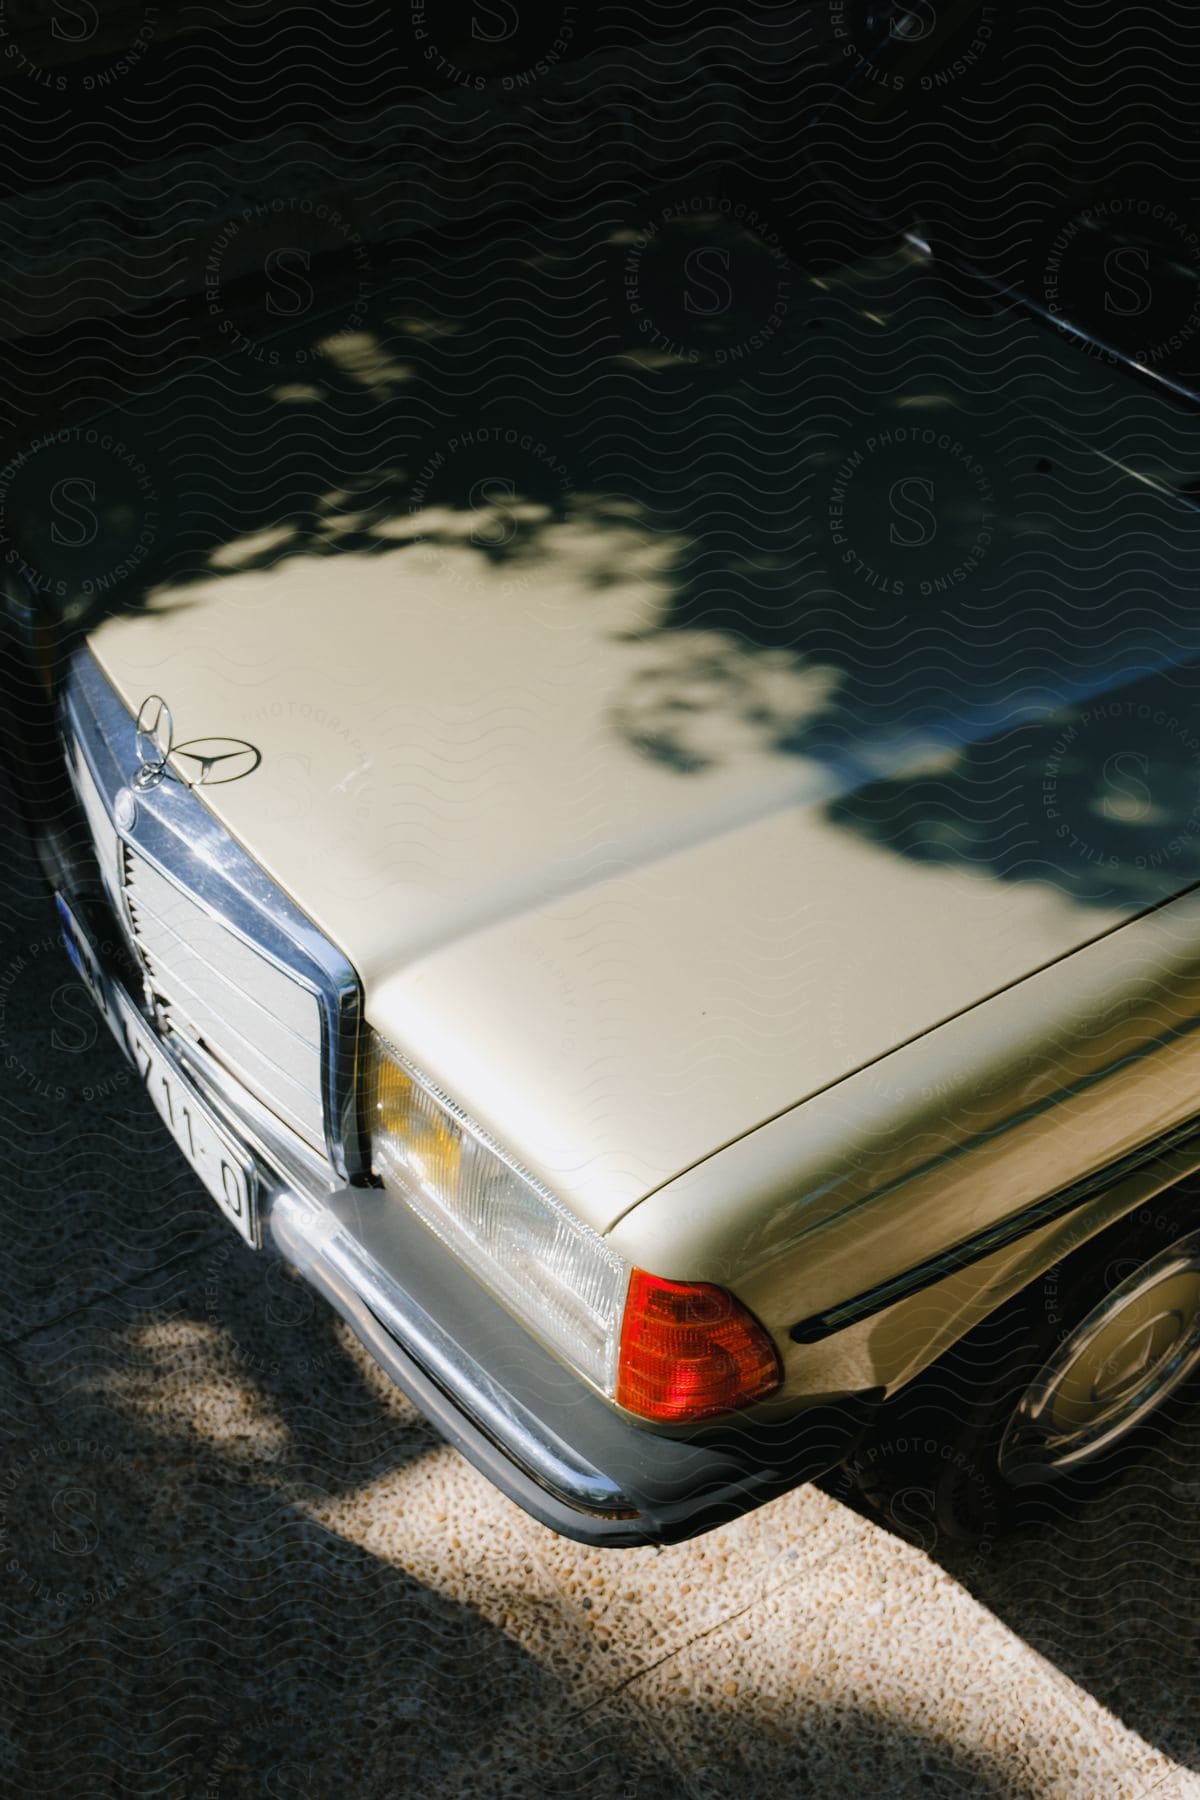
[370,1034,630,1395]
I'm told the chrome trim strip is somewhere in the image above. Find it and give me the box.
[790,1114,1200,1344]
[62,645,365,1179]
[929,240,1200,413]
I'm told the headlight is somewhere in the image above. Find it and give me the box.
[370,1034,629,1395]
[369,1032,782,1420]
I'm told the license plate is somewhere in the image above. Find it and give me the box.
[57,895,259,1246]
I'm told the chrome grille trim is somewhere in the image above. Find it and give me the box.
[123,844,327,1149]
[62,646,364,1178]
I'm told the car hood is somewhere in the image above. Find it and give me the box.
[90,515,1192,1232]
[84,256,1200,1232]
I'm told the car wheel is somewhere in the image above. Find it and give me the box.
[995,1230,1200,1486]
[844,1195,1200,1544]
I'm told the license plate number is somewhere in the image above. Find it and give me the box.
[120,1003,258,1245]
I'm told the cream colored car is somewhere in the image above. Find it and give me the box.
[17,242,1200,1546]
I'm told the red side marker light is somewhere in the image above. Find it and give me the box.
[616,1268,782,1423]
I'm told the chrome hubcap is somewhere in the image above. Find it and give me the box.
[998,1231,1200,1486]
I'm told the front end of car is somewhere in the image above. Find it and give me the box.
[47,642,870,1544]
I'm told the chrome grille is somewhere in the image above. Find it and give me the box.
[121,846,327,1150]
[63,646,363,1175]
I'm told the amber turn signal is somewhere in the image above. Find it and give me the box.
[616,1268,782,1423]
